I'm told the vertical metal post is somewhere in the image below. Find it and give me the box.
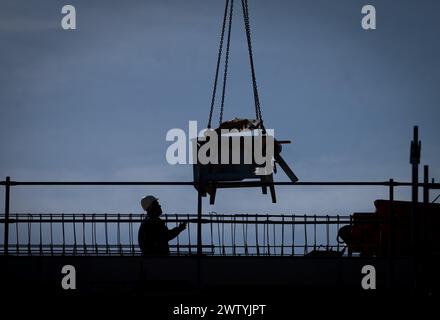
[423,165,429,256]
[388,179,394,289]
[197,191,203,255]
[388,179,394,256]
[410,126,420,253]
[423,165,429,204]
[389,179,394,205]
[410,126,421,290]
[422,165,431,265]
[196,191,203,290]
[4,176,10,255]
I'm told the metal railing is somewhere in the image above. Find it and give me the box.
[0,212,356,256]
[1,177,438,257]
[2,123,440,259]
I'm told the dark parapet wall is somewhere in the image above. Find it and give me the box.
[0,255,425,298]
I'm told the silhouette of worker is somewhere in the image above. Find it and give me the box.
[138,195,186,255]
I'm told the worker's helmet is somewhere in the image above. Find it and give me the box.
[141,195,159,212]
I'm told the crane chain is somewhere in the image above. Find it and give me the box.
[208,0,230,129]
[219,0,234,125]
[208,0,265,131]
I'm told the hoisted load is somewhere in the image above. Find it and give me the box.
[193,0,298,204]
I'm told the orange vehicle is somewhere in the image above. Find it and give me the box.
[338,199,440,257]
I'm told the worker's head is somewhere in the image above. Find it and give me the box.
[141,195,162,217]
[337,225,352,244]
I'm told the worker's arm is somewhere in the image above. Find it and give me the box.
[166,223,187,240]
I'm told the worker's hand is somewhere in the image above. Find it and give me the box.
[179,222,187,231]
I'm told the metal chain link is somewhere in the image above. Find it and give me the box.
[208,0,230,129]
[241,0,264,130]
[208,0,265,130]
[219,0,234,125]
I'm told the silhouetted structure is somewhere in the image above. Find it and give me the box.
[138,195,186,255]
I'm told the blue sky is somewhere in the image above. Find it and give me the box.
[1,0,439,216]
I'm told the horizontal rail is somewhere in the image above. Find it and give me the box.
[0,219,357,225]
[1,180,437,187]
[1,213,348,218]
[0,215,387,225]
[0,181,195,186]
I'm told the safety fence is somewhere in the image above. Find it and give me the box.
[0,212,353,256]
[1,168,438,257]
